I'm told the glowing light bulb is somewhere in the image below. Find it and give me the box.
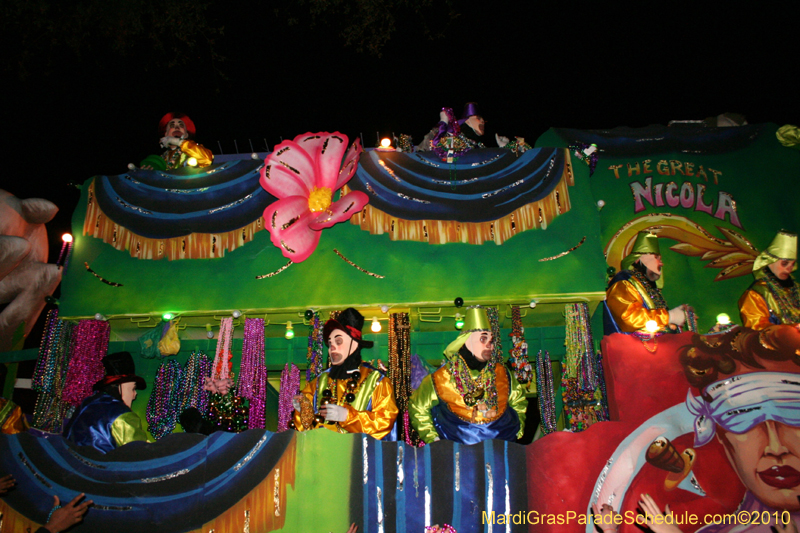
[716,313,731,325]
[62,233,73,243]
[163,312,174,320]
[285,321,295,339]
[371,317,381,333]
[645,320,659,333]
[455,313,464,330]
[187,157,198,167]
[380,138,392,148]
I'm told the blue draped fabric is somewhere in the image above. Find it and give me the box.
[353,436,528,533]
[0,430,291,532]
[431,401,520,445]
[554,124,765,157]
[347,148,568,222]
[93,160,276,239]
[62,392,132,453]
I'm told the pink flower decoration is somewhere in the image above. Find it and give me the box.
[259,132,367,263]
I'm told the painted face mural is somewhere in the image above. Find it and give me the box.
[120,381,137,408]
[717,420,800,511]
[465,330,494,362]
[768,259,796,281]
[328,328,358,366]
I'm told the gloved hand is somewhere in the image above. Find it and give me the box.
[439,110,449,124]
[322,403,348,422]
[496,134,510,148]
[160,136,184,149]
[668,306,687,326]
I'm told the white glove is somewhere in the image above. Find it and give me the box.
[322,403,348,422]
[668,306,687,326]
[292,398,301,412]
[160,136,184,148]
[496,134,509,148]
[439,110,449,124]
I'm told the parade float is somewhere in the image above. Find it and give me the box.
[2,121,800,532]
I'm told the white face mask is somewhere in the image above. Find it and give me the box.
[638,253,663,280]
[166,119,188,139]
[328,329,358,366]
[465,331,494,362]
[120,381,137,408]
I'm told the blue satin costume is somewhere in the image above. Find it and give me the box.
[64,392,148,453]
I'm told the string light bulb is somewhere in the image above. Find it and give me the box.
[232,310,242,319]
[62,233,73,243]
[285,321,295,339]
[380,138,392,148]
[645,320,659,333]
[206,324,214,339]
[716,313,731,325]
[163,312,174,321]
[454,313,464,330]
[187,157,198,167]
[371,317,381,333]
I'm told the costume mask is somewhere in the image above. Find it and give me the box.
[638,253,663,281]
[328,328,358,366]
[465,330,493,362]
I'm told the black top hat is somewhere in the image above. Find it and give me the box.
[93,351,147,390]
[322,308,374,349]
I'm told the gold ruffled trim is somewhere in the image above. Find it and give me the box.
[83,180,266,260]
[344,155,574,245]
[194,436,296,532]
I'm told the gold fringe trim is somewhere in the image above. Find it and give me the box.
[193,436,296,533]
[83,179,266,260]
[0,499,43,532]
[345,151,575,245]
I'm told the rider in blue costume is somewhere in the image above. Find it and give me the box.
[64,351,149,453]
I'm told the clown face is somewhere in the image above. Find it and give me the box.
[638,253,663,281]
[120,381,137,408]
[769,259,796,281]
[165,119,188,139]
[465,330,494,362]
[328,328,358,366]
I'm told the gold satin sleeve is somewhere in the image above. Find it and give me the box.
[507,370,528,440]
[0,402,29,435]
[111,412,151,448]
[180,140,214,167]
[339,378,399,440]
[606,280,669,333]
[739,289,773,330]
[408,375,439,443]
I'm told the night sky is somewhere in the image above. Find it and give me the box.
[2,2,798,347]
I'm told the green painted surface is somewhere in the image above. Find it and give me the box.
[537,124,800,331]
[60,166,607,320]
[282,430,353,531]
